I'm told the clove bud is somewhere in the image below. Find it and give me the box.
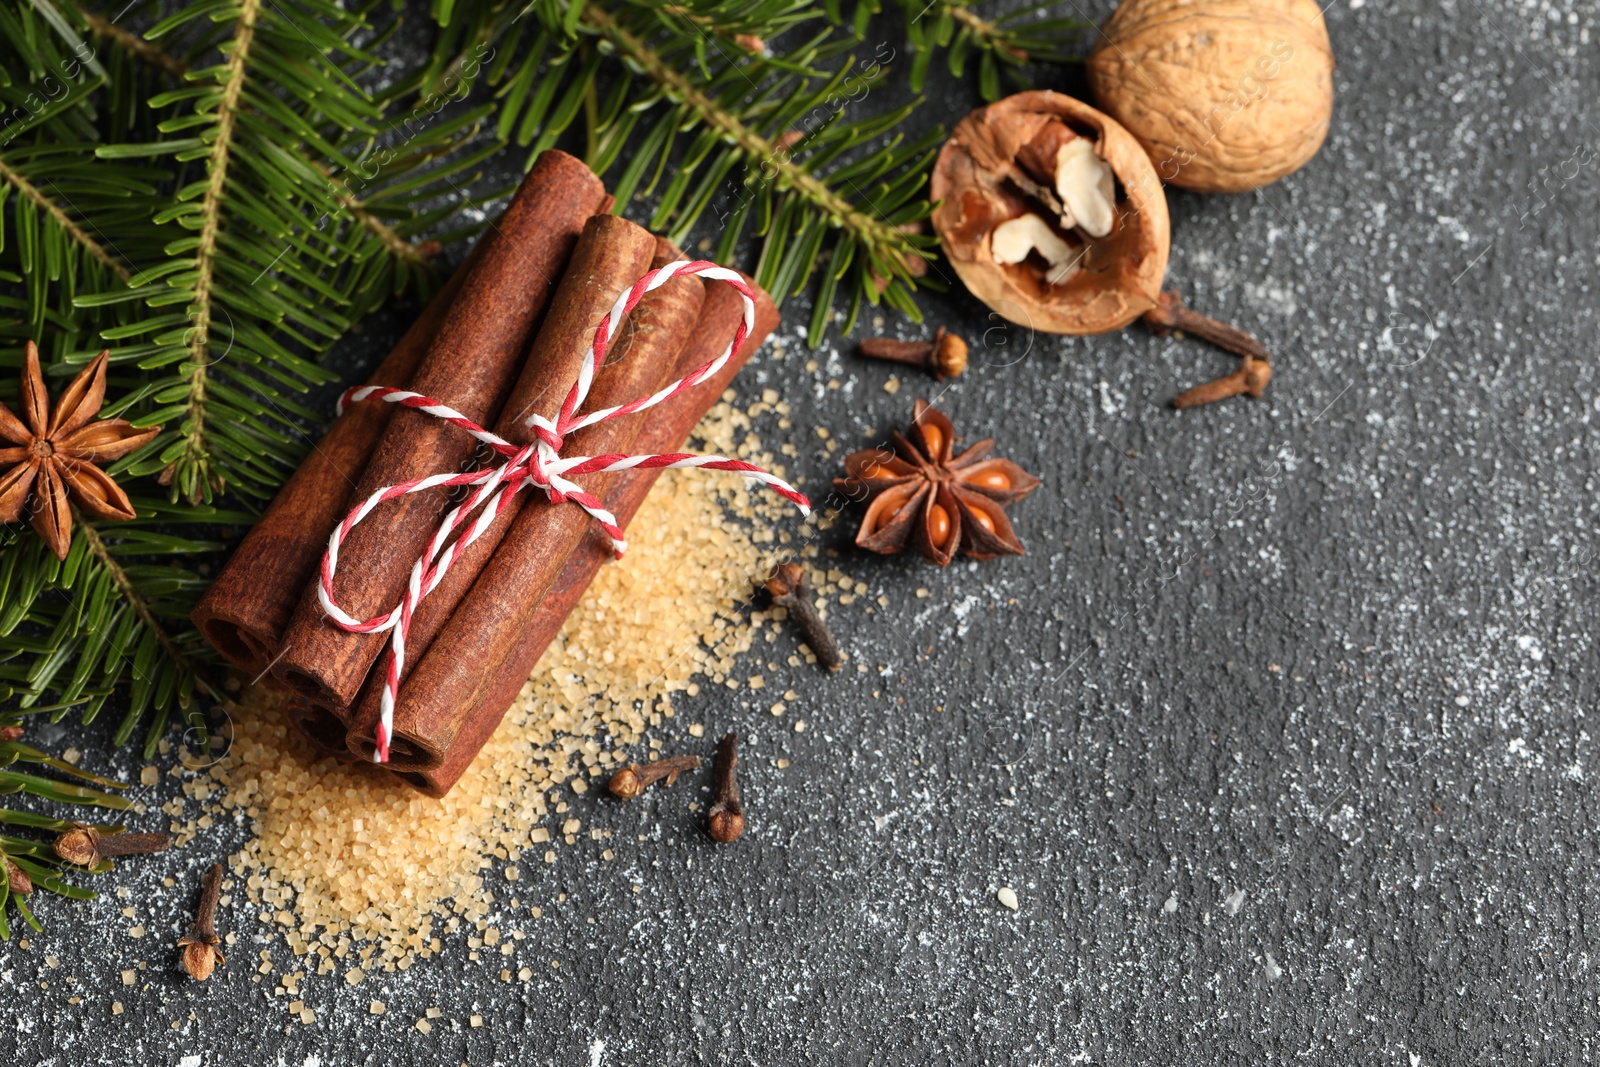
[607,755,702,800]
[707,733,745,844]
[53,825,171,867]
[3,856,33,895]
[765,562,842,671]
[857,327,968,380]
[1172,354,1272,409]
[1143,289,1276,408]
[177,862,226,981]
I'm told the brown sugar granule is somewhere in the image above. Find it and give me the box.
[213,401,810,966]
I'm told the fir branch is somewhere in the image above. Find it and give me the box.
[81,7,441,272]
[0,506,229,754]
[583,5,915,268]
[313,158,444,269]
[0,156,131,282]
[438,0,940,339]
[946,5,1027,63]
[1,0,499,762]
[80,8,187,80]
[75,519,217,704]
[899,0,1090,102]
[91,0,452,503]
[0,1,218,757]
[172,0,260,501]
[0,710,129,938]
[0,0,499,764]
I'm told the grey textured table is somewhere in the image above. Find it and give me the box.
[7,0,1599,1063]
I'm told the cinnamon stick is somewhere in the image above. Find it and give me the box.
[394,278,779,797]
[286,213,657,754]
[269,150,609,719]
[190,245,480,677]
[344,237,703,765]
[286,699,361,763]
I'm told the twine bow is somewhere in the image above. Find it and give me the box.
[316,261,810,762]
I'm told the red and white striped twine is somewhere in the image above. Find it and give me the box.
[316,261,810,763]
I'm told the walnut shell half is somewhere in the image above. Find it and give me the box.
[930,92,1170,336]
[1087,0,1336,194]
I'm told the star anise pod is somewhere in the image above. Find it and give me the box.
[0,341,160,560]
[834,398,1039,566]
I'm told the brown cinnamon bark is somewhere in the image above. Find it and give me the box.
[269,150,609,717]
[343,236,701,765]
[394,277,779,797]
[286,698,362,762]
[190,246,480,677]
[286,213,657,755]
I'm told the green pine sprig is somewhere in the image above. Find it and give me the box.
[0,0,496,756]
[418,0,943,341]
[89,0,413,505]
[898,0,1092,102]
[0,705,131,938]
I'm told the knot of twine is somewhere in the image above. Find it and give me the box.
[316,261,810,762]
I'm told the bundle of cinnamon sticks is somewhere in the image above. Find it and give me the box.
[192,151,780,797]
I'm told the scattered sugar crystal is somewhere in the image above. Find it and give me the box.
[211,404,795,968]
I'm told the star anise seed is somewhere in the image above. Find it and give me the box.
[834,398,1039,566]
[0,341,159,559]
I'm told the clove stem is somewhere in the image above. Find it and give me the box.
[97,832,172,857]
[53,825,171,867]
[608,755,702,800]
[191,862,223,940]
[857,338,933,366]
[1172,354,1273,410]
[1143,289,1272,363]
[707,732,745,844]
[178,862,227,981]
[857,327,968,380]
[766,562,842,671]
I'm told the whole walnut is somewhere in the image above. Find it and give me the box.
[1086,0,1335,194]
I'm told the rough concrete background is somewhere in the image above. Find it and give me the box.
[7,0,1600,1063]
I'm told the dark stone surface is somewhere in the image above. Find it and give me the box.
[6,0,1599,1063]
